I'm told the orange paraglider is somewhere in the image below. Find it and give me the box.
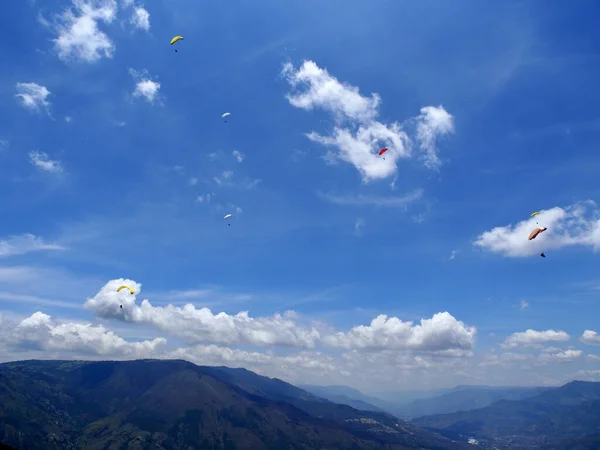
[528,227,547,241]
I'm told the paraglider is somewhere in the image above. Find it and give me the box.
[170,35,183,52]
[222,112,231,123]
[379,147,388,160]
[540,253,546,258]
[531,211,540,224]
[528,226,547,241]
[224,213,233,226]
[117,285,134,295]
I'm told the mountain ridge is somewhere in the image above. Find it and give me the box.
[0,359,468,450]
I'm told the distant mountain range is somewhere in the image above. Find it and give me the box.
[413,380,600,449]
[0,360,468,450]
[301,384,553,419]
[299,384,392,413]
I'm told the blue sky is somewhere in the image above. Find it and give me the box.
[1,0,600,392]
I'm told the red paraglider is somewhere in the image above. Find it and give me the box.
[379,147,388,160]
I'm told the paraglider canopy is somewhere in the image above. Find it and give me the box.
[170,35,183,52]
[170,36,183,45]
[117,285,134,295]
[531,211,540,217]
[222,112,231,118]
[528,226,547,241]
[378,147,388,156]
[224,213,233,226]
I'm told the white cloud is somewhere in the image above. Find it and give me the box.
[65,115,72,123]
[232,150,244,162]
[130,6,149,30]
[188,177,198,186]
[520,299,529,310]
[51,0,118,63]
[0,139,9,149]
[449,250,457,260]
[322,312,476,352]
[581,330,600,345]
[129,68,160,103]
[415,105,455,170]
[318,188,423,207]
[196,193,213,203]
[282,60,454,181]
[474,201,600,257]
[539,348,582,362]
[207,152,218,161]
[85,279,322,348]
[6,312,165,357]
[353,218,364,236]
[29,151,63,173]
[503,329,570,348]
[213,171,261,189]
[15,82,51,112]
[588,354,600,362]
[0,234,66,257]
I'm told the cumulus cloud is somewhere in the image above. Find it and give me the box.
[51,0,118,63]
[474,201,600,257]
[322,312,476,352]
[130,6,149,30]
[232,150,244,162]
[16,82,51,112]
[282,60,454,181]
[503,329,570,348]
[85,279,322,348]
[581,330,600,345]
[539,348,582,362]
[0,234,66,257]
[4,312,165,357]
[29,151,63,173]
[84,279,480,357]
[129,68,160,103]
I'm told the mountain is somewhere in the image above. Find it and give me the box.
[298,384,390,413]
[0,359,469,450]
[412,381,600,449]
[393,385,551,418]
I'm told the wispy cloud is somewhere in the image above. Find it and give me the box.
[0,234,66,257]
[130,6,150,31]
[16,82,51,113]
[317,188,423,207]
[232,150,244,163]
[520,300,529,310]
[29,151,63,173]
[353,218,365,236]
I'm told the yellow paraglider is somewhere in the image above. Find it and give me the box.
[531,211,540,217]
[170,36,183,52]
[117,285,134,295]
